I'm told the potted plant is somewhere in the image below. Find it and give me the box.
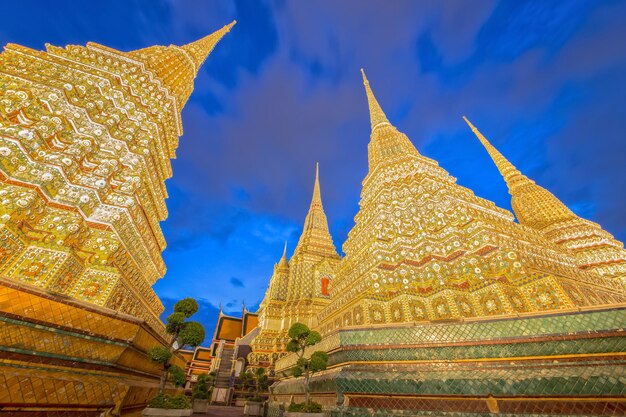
[284,323,328,416]
[234,372,251,407]
[243,368,269,416]
[143,298,206,417]
[191,372,215,414]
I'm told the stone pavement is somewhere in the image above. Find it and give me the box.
[193,405,245,417]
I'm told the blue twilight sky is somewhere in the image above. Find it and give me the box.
[2,0,626,343]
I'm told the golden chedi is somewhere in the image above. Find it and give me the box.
[0,21,235,332]
[318,69,624,332]
[464,118,626,291]
[0,22,234,414]
[250,164,341,369]
[271,70,626,417]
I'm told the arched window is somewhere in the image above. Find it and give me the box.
[321,277,330,296]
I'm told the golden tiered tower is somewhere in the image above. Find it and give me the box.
[250,164,341,368]
[0,22,234,414]
[464,117,626,290]
[317,69,624,332]
[0,21,235,332]
[270,70,626,417]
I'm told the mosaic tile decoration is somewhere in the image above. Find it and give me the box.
[271,306,626,416]
[275,306,626,373]
[0,280,185,414]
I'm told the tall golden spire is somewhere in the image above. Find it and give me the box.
[181,21,236,70]
[361,69,420,170]
[311,162,322,209]
[277,241,289,269]
[294,164,338,257]
[127,20,236,109]
[361,68,391,131]
[463,116,531,190]
[463,116,576,229]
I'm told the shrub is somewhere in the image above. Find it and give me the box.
[287,401,322,412]
[148,393,191,409]
[192,372,215,400]
[247,395,264,402]
[170,365,186,388]
[147,346,171,364]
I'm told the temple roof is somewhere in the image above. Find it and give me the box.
[126,21,235,109]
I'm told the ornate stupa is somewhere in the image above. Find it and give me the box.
[317,69,621,332]
[464,117,626,291]
[250,164,341,369]
[0,22,234,414]
[270,70,626,416]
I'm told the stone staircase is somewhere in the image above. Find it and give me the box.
[215,346,235,388]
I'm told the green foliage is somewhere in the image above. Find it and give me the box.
[287,322,309,339]
[146,298,206,396]
[287,323,321,352]
[170,365,186,387]
[287,402,322,412]
[239,367,269,398]
[286,323,328,406]
[148,393,191,409]
[147,346,171,364]
[165,312,186,335]
[309,351,329,372]
[252,367,269,393]
[247,395,264,402]
[179,321,205,347]
[192,373,214,400]
[306,331,322,346]
[286,340,299,352]
[174,298,199,318]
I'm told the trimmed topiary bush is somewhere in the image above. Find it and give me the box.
[192,372,216,400]
[148,393,191,409]
[286,322,328,409]
[146,297,206,406]
[287,401,322,412]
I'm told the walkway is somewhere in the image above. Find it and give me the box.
[194,405,244,417]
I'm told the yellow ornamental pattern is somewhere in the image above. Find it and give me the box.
[0,22,234,335]
[317,70,625,333]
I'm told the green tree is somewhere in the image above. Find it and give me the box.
[286,322,328,407]
[147,298,206,394]
[192,371,216,400]
[245,367,269,401]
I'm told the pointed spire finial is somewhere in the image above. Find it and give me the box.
[278,241,289,268]
[463,116,575,229]
[462,116,528,189]
[361,68,391,131]
[126,20,235,110]
[181,20,236,71]
[294,163,338,257]
[312,162,322,207]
